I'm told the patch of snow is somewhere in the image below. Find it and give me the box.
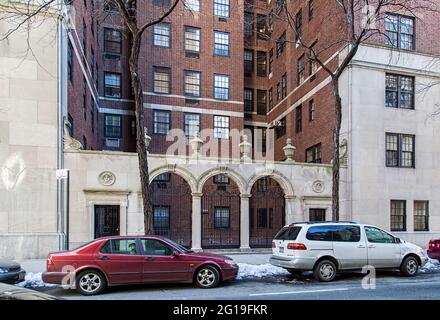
[15,272,58,289]
[420,258,440,273]
[237,263,290,280]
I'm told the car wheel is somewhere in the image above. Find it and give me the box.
[195,265,221,289]
[76,270,107,296]
[314,260,337,282]
[400,256,419,277]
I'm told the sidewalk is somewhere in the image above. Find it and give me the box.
[16,253,271,273]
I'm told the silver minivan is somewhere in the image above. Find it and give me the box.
[270,222,428,282]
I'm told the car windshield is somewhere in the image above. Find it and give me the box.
[164,239,193,253]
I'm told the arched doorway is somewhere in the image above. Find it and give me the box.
[249,177,285,247]
[201,174,240,248]
[150,172,192,247]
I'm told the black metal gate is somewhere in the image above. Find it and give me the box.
[150,173,192,248]
[201,176,240,248]
[249,178,285,248]
[94,205,120,238]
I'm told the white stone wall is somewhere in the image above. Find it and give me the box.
[0,11,61,258]
[340,44,440,247]
[65,150,333,250]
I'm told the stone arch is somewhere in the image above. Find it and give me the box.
[246,170,294,197]
[149,164,198,194]
[196,166,247,194]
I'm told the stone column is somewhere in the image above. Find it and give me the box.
[191,193,203,251]
[240,194,251,251]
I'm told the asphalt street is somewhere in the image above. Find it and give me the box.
[45,269,440,300]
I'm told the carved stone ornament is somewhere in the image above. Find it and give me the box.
[99,171,116,186]
[312,180,325,193]
[63,117,83,151]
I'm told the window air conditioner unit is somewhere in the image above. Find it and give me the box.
[106,138,120,148]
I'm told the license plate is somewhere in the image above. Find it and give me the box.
[279,247,284,253]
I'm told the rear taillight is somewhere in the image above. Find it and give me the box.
[272,241,276,248]
[287,243,307,250]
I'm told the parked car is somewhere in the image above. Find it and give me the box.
[43,236,238,295]
[0,260,26,284]
[428,239,440,261]
[0,282,60,300]
[270,221,428,282]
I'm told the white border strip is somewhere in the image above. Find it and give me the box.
[144,103,244,118]
[143,92,244,105]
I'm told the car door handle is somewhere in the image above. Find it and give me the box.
[144,257,154,261]
[368,245,375,248]
[358,245,366,248]
[99,256,109,261]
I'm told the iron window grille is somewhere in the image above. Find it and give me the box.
[153,206,170,229]
[214,207,231,229]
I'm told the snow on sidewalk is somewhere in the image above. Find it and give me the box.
[420,258,440,273]
[236,263,290,280]
[15,272,58,289]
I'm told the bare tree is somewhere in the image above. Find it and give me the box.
[108,0,180,234]
[260,0,437,220]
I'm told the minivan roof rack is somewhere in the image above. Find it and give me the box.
[291,221,358,225]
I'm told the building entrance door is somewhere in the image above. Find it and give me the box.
[94,205,120,238]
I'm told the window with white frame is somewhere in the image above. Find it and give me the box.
[184,26,200,53]
[184,0,200,12]
[153,23,171,48]
[214,0,229,17]
[385,14,414,50]
[184,113,200,139]
[213,115,229,139]
[214,74,230,100]
[386,133,415,168]
[104,72,121,98]
[385,74,414,109]
[390,200,406,231]
[414,201,429,231]
[184,71,201,97]
[214,31,230,56]
[153,110,171,135]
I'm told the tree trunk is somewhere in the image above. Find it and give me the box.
[332,78,342,221]
[129,33,153,235]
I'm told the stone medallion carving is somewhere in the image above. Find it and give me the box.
[99,171,116,186]
[312,180,325,193]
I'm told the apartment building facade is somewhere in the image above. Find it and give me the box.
[62,0,440,251]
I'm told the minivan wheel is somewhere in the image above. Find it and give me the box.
[400,256,419,277]
[314,260,337,282]
[76,270,107,296]
[195,265,221,289]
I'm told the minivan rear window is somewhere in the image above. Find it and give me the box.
[306,225,361,242]
[274,226,302,240]
[306,226,333,241]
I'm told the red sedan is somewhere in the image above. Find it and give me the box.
[42,236,238,295]
[428,239,440,261]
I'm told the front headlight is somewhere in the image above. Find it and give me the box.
[0,267,8,274]
[224,259,236,265]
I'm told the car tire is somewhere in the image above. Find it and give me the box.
[195,265,221,289]
[76,270,107,296]
[313,260,337,282]
[400,256,419,277]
